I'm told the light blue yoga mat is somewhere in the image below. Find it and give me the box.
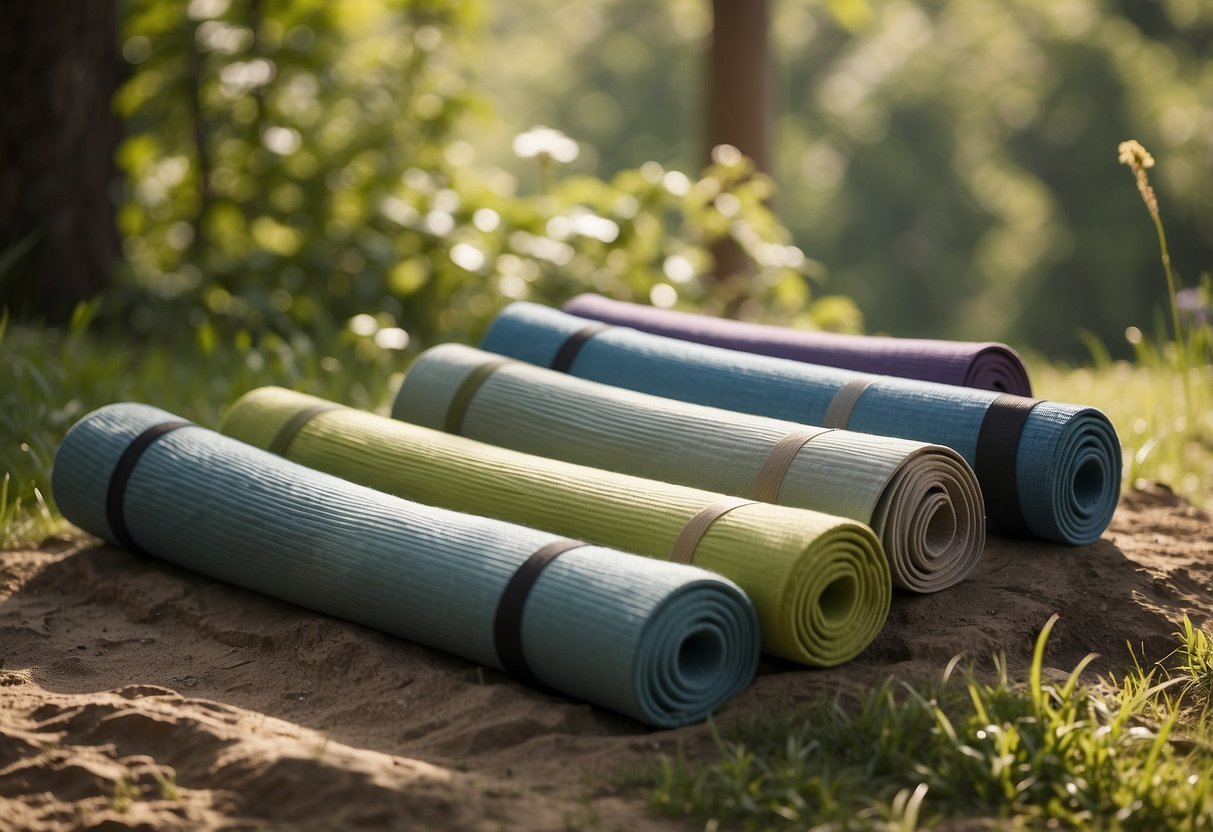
[51,403,761,728]
[479,303,1122,546]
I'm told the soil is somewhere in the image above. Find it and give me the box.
[2,484,1210,831]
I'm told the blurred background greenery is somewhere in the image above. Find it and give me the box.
[466,0,1213,358]
[4,0,1210,356]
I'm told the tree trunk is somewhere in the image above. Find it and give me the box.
[707,0,772,174]
[0,1,121,321]
[706,0,772,291]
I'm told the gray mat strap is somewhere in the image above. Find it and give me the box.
[752,428,834,502]
[670,498,756,565]
[822,377,875,429]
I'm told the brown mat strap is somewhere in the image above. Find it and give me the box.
[494,538,590,688]
[444,359,510,435]
[822,377,875,429]
[975,394,1041,537]
[752,428,834,502]
[106,421,191,556]
[670,497,756,565]
[550,323,609,373]
[267,404,342,457]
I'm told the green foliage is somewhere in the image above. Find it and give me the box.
[642,617,1213,830]
[116,0,483,338]
[114,0,846,349]
[470,0,1213,358]
[0,302,406,547]
[1176,615,1213,711]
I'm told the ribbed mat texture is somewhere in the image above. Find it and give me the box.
[479,303,1122,545]
[52,403,761,727]
[394,345,984,593]
[564,293,1033,395]
[221,387,891,665]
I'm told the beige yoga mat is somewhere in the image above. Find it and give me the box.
[393,344,986,593]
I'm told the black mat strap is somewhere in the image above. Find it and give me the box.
[550,323,609,373]
[445,359,509,435]
[494,538,589,688]
[975,394,1041,537]
[267,404,341,457]
[105,421,191,556]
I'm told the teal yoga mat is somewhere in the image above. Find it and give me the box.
[51,403,761,727]
[394,345,985,593]
[478,303,1123,546]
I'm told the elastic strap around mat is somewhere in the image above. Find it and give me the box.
[105,420,191,556]
[495,538,590,688]
[752,428,834,502]
[445,359,510,435]
[822,377,875,429]
[550,323,610,373]
[267,404,341,457]
[670,497,757,565]
[975,394,1041,537]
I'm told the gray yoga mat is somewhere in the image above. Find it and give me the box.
[478,302,1122,546]
[393,344,985,593]
[51,403,761,727]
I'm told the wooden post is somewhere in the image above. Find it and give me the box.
[706,0,772,291]
[707,0,772,175]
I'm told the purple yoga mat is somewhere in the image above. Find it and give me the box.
[562,294,1032,396]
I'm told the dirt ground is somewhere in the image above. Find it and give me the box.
[2,484,1210,831]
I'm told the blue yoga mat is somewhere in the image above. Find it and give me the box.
[479,303,1122,546]
[51,403,761,727]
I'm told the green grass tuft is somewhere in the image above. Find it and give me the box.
[0,302,409,548]
[640,616,1213,830]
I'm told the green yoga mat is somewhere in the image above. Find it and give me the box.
[220,387,892,666]
[53,403,761,727]
[392,344,985,593]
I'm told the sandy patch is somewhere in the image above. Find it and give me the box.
[2,485,1210,830]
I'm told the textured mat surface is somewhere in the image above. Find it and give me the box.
[564,293,1032,395]
[394,345,984,593]
[221,387,891,665]
[52,403,761,727]
[480,303,1122,546]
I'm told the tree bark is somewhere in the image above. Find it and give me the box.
[706,0,773,291]
[707,0,772,175]
[0,1,122,321]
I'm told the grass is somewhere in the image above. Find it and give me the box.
[1033,342,1212,510]
[635,616,1213,830]
[0,302,409,548]
[1030,142,1213,510]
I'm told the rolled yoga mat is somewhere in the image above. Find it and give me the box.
[564,293,1033,396]
[393,345,985,593]
[220,387,891,666]
[479,303,1123,546]
[52,403,761,728]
